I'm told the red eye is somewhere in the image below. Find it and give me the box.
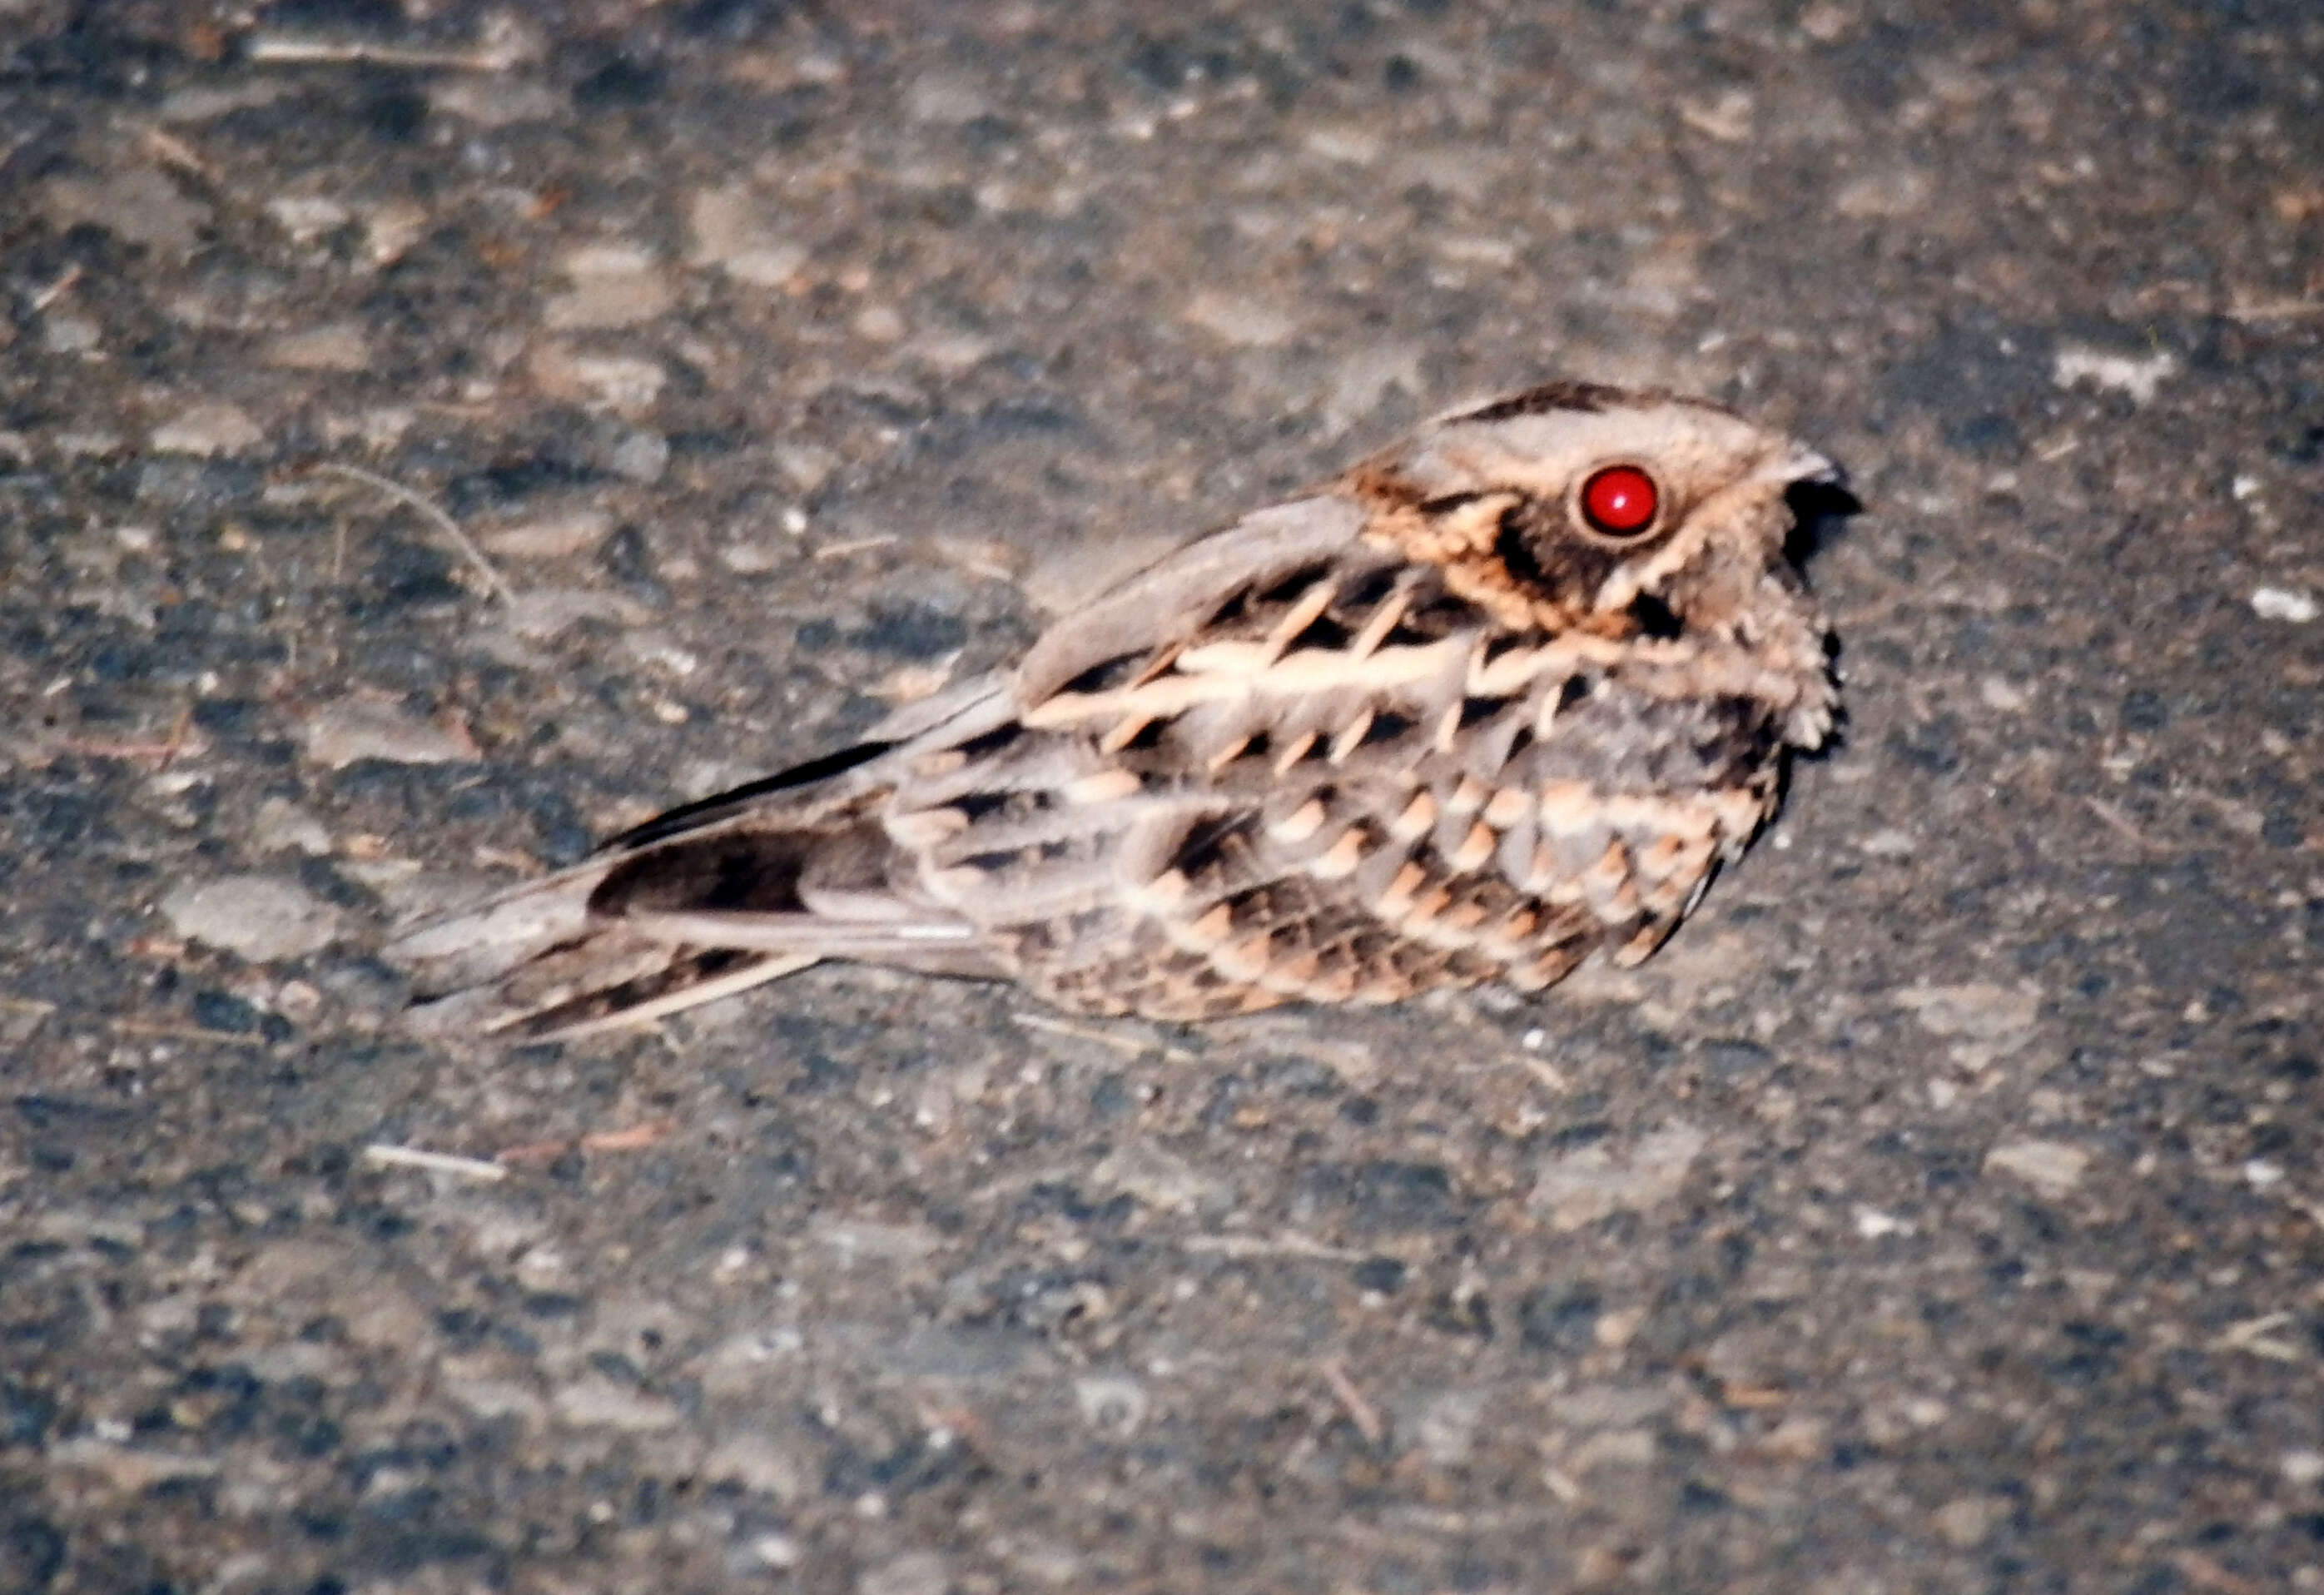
[1577,464,1661,538]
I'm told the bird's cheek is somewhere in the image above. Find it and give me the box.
[1655,551,1762,630]
[1729,488,1794,569]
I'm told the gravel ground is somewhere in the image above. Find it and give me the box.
[2,2,2321,1592]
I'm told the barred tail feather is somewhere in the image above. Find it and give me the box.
[386,752,1001,1042]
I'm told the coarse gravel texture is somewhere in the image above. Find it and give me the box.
[2,2,2321,1593]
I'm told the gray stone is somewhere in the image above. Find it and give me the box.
[160,876,341,961]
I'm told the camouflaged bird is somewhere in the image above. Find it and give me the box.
[390,381,1843,1041]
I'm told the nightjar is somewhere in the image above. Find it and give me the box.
[391,381,1843,1041]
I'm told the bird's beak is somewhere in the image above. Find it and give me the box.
[1757,445,1845,489]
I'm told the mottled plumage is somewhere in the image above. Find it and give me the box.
[390,382,1843,1041]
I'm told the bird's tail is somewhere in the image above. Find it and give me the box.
[386,768,999,1044]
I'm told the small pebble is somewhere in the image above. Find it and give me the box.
[161,876,342,961]
[854,305,906,342]
[1530,1124,1706,1232]
[1073,1374,1150,1435]
[1932,1495,2002,1549]
[250,798,333,856]
[151,401,265,457]
[263,324,371,370]
[906,72,991,125]
[774,444,840,494]
[1833,169,1933,219]
[363,201,428,266]
[480,508,615,559]
[608,429,670,484]
[720,542,784,574]
[42,166,210,253]
[1091,1140,1234,1215]
[703,1431,809,1499]
[752,1535,801,1570]
[858,1550,948,1595]
[2053,345,2175,405]
[43,316,100,354]
[60,431,127,460]
[687,185,808,286]
[303,700,479,769]
[1895,983,2038,1043]
[1984,1139,2089,1195]
[528,344,666,413]
[505,589,654,639]
[264,195,351,242]
[1979,676,2031,711]
[1304,126,1382,165]
[550,1376,683,1433]
[2251,586,2317,624]
[1184,291,1297,348]
[544,245,673,330]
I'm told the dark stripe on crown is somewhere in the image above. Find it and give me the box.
[1447,380,1741,426]
[1448,381,1629,423]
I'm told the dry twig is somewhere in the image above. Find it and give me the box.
[1317,1358,1384,1444]
[362,1144,509,1183]
[111,1018,267,1047]
[1179,1232,1366,1263]
[310,461,515,605]
[2226,297,2324,324]
[29,264,82,313]
[494,1119,676,1165]
[1012,1011,1156,1056]
[247,33,526,72]
[812,534,900,562]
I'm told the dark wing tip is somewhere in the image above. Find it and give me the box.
[604,738,895,851]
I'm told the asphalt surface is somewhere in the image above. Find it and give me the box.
[2,2,2321,1592]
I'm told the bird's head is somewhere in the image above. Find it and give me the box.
[1352,381,1849,640]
